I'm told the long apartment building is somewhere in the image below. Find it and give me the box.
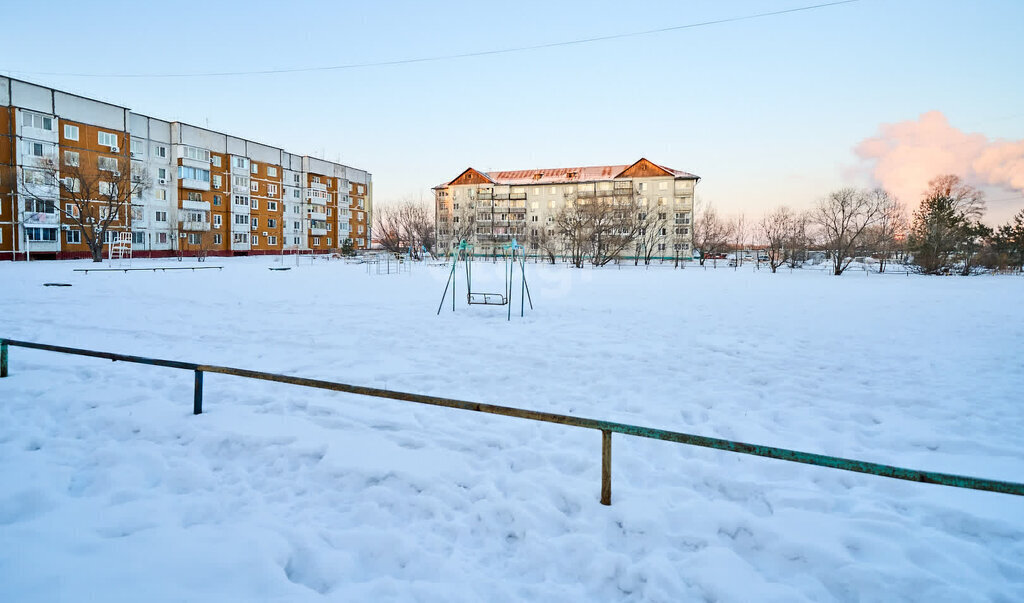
[0,77,371,260]
[434,158,699,259]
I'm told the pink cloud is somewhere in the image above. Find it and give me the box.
[855,111,1023,207]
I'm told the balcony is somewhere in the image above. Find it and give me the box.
[182,200,211,212]
[22,211,59,225]
[577,190,595,198]
[310,181,327,192]
[310,227,328,236]
[308,210,327,221]
[508,206,526,213]
[231,241,251,251]
[595,189,614,197]
[180,220,211,232]
[509,192,527,200]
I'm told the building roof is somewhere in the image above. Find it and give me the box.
[435,158,699,188]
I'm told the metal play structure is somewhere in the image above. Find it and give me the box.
[436,239,533,320]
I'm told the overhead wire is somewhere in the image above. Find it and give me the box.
[2,1,860,79]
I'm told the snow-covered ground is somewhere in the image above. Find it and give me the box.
[1,256,1022,602]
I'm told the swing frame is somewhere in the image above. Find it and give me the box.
[436,239,534,320]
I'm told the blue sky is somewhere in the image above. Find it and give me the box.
[6,0,1024,221]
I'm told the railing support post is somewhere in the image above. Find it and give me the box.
[193,369,203,415]
[601,429,612,506]
[1,340,8,378]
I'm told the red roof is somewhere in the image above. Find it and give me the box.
[435,159,698,188]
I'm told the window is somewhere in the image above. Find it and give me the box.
[658,243,666,251]
[155,145,168,159]
[22,112,53,131]
[181,146,210,162]
[250,199,258,209]
[66,229,81,244]
[233,156,247,169]
[210,155,220,167]
[214,234,222,244]
[326,237,332,245]
[27,142,45,157]
[358,225,364,234]
[267,184,278,196]
[234,214,248,225]
[252,236,259,245]
[234,195,249,207]
[327,223,332,231]
[233,233,248,243]
[130,139,144,158]
[99,182,118,197]
[131,206,144,222]
[184,211,205,223]
[293,174,300,184]
[357,184,365,194]
[293,221,301,230]
[132,231,146,244]
[212,195,220,206]
[268,236,277,245]
[26,227,57,241]
[62,177,81,193]
[233,175,248,188]
[326,208,332,216]
[188,233,201,245]
[312,176,320,184]
[212,175,222,189]
[267,166,277,177]
[292,189,300,199]
[313,237,320,245]
[187,192,202,202]
[267,218,277,228]
[292,205,300,214]
[95,156,117,172]
[639,183,647,191]
[179,166,211,182]
[267,201,277,211]
[250,181,259,192]
[250,163,258,174]
[357,238,364,246]
[251,218,258,229]
[213,214,222,227]
[98,131,118,147]
[157,232,168,244]
[292,237,300,245]
[155,211,168,222]
[63,124,79,140]
[65,203,80,218]
[155,189,167,201]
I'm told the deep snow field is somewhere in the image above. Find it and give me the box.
[1,255,1022,602]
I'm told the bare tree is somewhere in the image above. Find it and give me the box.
[759,206,794,273]
[691,198,734,266]
[9,155,148,262]
[633,204,669,266]
[864,190,906,272]
[813,188,885,275]
[731,212,748,268]
[908,175,988,275]
[374,201,435,256]
[785,210,814,269]
[553,192,644,268]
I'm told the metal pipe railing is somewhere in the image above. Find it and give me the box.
[2,337,1022,505]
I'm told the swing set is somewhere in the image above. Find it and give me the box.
[436,239,533,320]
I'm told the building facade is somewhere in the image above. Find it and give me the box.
[0,77,371,260]
[434,158,699,260]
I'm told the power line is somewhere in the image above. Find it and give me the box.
[3,1,859,79]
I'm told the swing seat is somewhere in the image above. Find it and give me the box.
[468,292,508,305]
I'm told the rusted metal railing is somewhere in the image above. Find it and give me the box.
[2,337,1023,505]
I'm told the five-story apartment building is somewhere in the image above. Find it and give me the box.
[0,77,371,260]
[434,158,699,260]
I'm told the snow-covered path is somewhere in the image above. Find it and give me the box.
[1,257,1022,601]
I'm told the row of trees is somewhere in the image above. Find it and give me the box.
[747,174,1024,276]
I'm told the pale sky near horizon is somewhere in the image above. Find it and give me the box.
[5,0,1024,222]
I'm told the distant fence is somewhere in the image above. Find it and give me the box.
[2,337,1022,505]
